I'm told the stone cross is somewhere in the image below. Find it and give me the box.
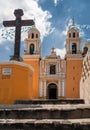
[3,9,35,61]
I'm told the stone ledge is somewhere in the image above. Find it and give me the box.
[0,105,90,119]
[14,99,85,105]
[0,119,89,130]
[0,104,90,110]
[0,119,90,124]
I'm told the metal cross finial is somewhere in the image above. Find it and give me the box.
[72,17,75,26]
[3,9,35,61]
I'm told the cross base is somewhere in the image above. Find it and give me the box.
[10,55,23,61]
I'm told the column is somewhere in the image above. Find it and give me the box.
[39,80,43,97]
[70,42,72,54]
[67,43,69,53]
[28,43,30,53]
[68,42,70,53]
[45,62,47,73]
[77,42,80,53]
[58,61,60,73]
[25,42,28,53]
[35,43,36,54]
[58,80,61,97]
[62,80,65,97]
[44,80,46,97]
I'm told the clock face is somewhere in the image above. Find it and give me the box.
[50,65,56,74]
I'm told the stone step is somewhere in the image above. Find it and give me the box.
[14,99,85,105]
[0,104,90,119]
[0,119,89,130]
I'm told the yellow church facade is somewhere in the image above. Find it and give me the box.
[0,22,85,104]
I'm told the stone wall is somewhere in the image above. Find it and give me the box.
[80,51,90,104]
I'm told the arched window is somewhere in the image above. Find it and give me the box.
[72,43,77,54]
[36,34,38,38]
[30,44,34,54]
[50,65,56,74]
[69,33,71,38]
[73,32,75,38]
[32,33,34,39]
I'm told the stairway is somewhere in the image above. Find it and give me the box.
[0,99,90,130]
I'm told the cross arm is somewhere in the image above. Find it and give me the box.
[21,20,35,26]
[3,20,15,27]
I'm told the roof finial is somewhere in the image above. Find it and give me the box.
[51,47,56,55]
[72,17,75,26]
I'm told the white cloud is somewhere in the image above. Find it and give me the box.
[5,46,10,51]
[75,24,85,38]
[54,0,63,6]
[54,0,59,6]
[0,0,54,43]
[61,18,72,36]
[55,48,66,59]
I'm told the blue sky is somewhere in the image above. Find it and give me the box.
[0,0,90,61]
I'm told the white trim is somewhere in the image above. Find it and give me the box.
[0,61,34,72]
[44,80,46,97]
[23,59,40,61]
[62,80,65,96]
[47,82,58,87]
[58,80,61,96]
[39,80,43,97]
[67,58,83,61]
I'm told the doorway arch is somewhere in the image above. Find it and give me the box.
[72,43,77,54]
[30,44,34,54]
[47,83,57,99]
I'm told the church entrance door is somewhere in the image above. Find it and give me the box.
[48,83,57,99]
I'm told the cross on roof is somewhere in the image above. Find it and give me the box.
[3,9,35,61]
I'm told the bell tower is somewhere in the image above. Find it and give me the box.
[24,26,41,56]
[23,26,41,99]
[66,19,83,98]
[66,19,82,58]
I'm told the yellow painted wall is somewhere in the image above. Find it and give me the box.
[24,60,40,99]
[0,62,33,104]
[66,60,82,98]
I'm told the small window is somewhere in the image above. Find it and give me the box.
[73,66,75,69]
[73,77,75,80]
[50,65,56,74]
[32,33,34,39]
[69,33,71,38]
[36,34,38,38]
[73,32,75,38]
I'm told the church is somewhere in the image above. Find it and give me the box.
[0,19,89,104]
